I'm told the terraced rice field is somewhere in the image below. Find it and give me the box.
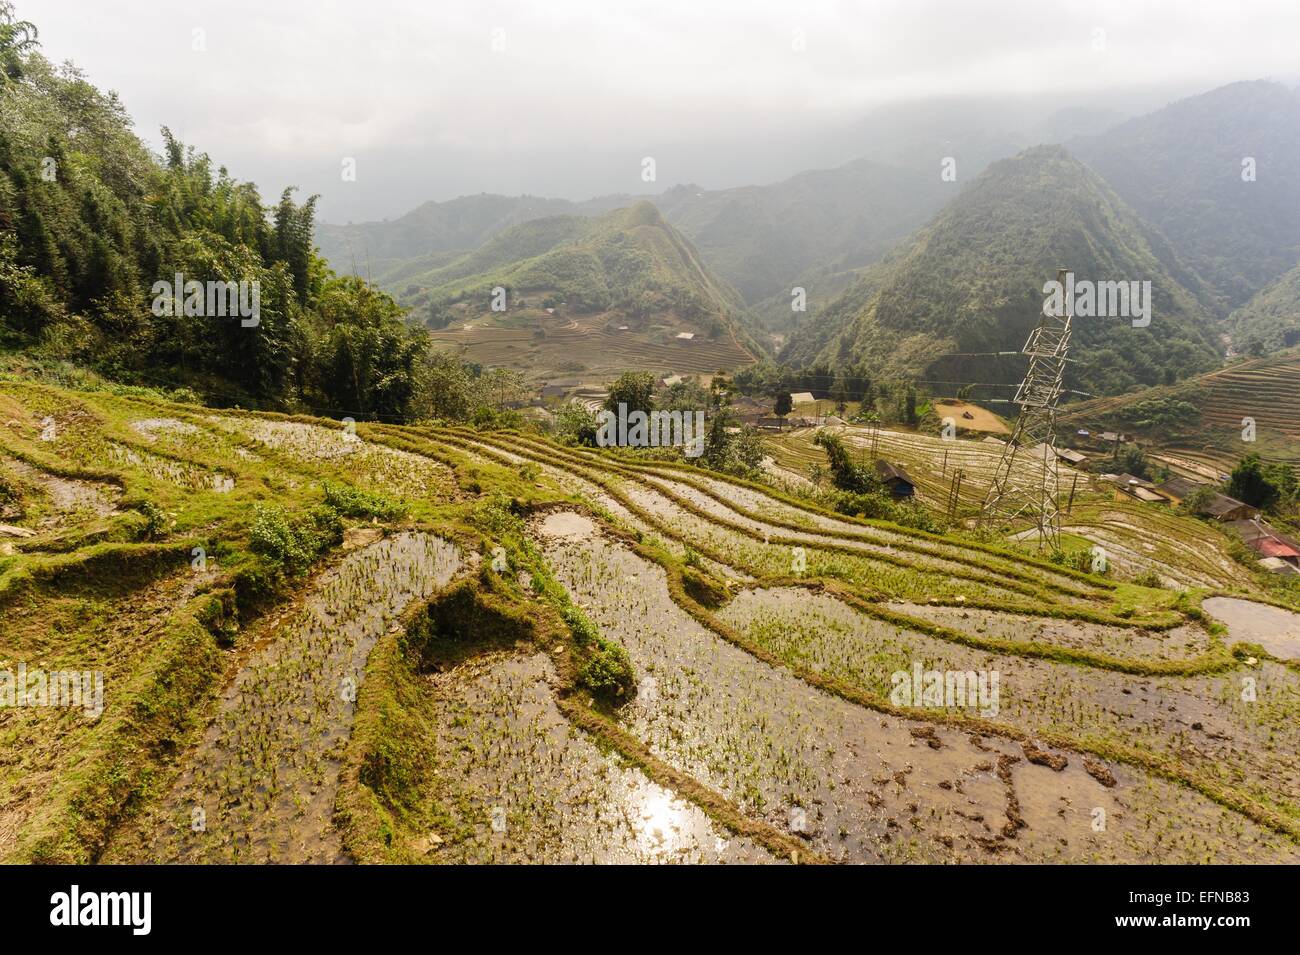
[3,376,1297,865]
[764,423,1073,512]
[1063,349,1300,468]
[427,308,754,378]
[765,424,1255,591]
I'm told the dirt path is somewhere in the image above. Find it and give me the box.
[106,532,463,863]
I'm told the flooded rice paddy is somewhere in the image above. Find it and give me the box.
[536,513,1299,863]
[108,532,462,863]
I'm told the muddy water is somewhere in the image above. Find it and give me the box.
[412,650,775,863]
[107,441,234,493]
[457,435,745,579]
[107,532,462,863]
[539,519,1300,863]
[1204,597,1300,660]
[884,602,1214,662]
[721,586,1300,842]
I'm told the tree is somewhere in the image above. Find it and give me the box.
[604,371,655,416]
[413,351,474,421]
[813,430,878,493]
[831,375,849,414]
[774,392,792,417]
[0,2,38,83]
[1114,446,1150,480]
[313,275,424,420]
[554,402,599,447]
[1228,453,1280,510]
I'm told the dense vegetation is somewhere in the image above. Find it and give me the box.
[0,13,431,416]
[1071,80,1300,311]
[396,202,754,348]
[780,146,1224,397]
[0,8,565,425]
[1229,260,1300,354]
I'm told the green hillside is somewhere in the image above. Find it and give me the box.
[1230,260,1300,353]
[653,159,949,310]
[1072,81,1300,311]
[380,214,594,298]
[781,146,1223,397]
[1061,346,1300,469]
[314,192,622,281]
[409,202,750,336]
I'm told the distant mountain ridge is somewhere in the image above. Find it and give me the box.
[316,157,953,321]
[1071,80,1300,311]
[779,146,1223,397]
[405,202,761,380]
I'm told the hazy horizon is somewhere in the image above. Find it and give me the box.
[27,0,1300,222]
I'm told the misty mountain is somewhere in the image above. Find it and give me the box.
[314,192,628,282]
[780,146,1223,397]
[652,159,950,308]
[407,201,754,341]
[1071,80,1300,311]
[1229,260,1300,352]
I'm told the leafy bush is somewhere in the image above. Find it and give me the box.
[552,402,599,447]
[1048,547,1096,573]
[249,503,342,575]
[813,431,880,494]
[1132,569,1164,588]
[827,489,896,519]
[579,640,635,702]
[322,481,406,521]
[561,603,599,646]
[137,500,170,540]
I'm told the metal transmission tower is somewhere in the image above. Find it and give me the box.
[981,268,1074,549]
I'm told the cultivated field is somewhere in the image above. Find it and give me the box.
[2,377,1298,864]
[426,302,754,380]
[1062,348,1300,471]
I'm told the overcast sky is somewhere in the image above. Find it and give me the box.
[26,0,1300,222]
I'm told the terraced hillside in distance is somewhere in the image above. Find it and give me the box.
[426,303,754,380]
[3,372,1298,865]
[1061,347,1300,472]
[403,203,759,382]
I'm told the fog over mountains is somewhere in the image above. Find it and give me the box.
[317,79,1300,389]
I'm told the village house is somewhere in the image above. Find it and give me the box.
[1226,519,1300,567]
[1153,475,1205,505]
[875,460,917,499]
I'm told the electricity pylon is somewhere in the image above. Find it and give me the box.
[981,268,1074,549]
